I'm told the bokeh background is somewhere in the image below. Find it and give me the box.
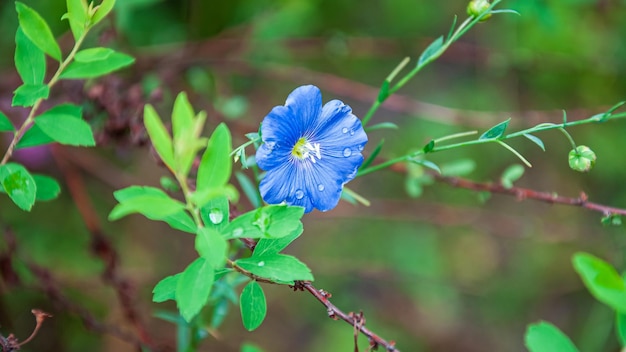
[1,0,626,351]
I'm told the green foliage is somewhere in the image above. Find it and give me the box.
[0,163,36,211]
[223,205,304,240]
[239,281,267,331]
[176,257,215,322]
[480,119,510,140]
[60,49,134,79]
[500,164,525,189]
[525,321,579,352]
[15,2,62,61]
[572,252,626,313]
[236,254,313,285]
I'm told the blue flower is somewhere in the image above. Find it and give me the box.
[256,85,368,213]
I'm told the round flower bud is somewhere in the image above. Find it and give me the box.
[467,0,492,22]
[568,145,596,172]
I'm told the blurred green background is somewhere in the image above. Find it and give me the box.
[1,0,626,351]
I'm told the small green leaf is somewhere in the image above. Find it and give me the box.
[16,125,54,149]
[377,80,390,102]
[501,164,525,189]
[200,196,230,231]
[525,321,579,352]
[74,47,115,62]
[223,205,304,240]
[235,254,313,284]
[15,2,62,61]
[440,158,476,177]
[60,51,134,79]
[152,273,181,303]
[15,27,46,85]
[0,163,37,211]
[64,0,89,40]
[195,227,228,268]
[12,84,49,107]
[423,140,435,153]
[617,312,626,347]
[0,111,14,132]
[241,343,265,352]
[365,122,398,132]
[446,15,458,41]
[418,35,443,67]
[197,123,232,196]
[253,226,303,257]
[235,172,262,208]
[361,139,384,170]
[109,186,187,221]
[572,252,626,313]
[176,257,214,322]
[240,281,267,331]
[34,113,95,147]
[479,119,510,140]
[32,174,61,201]
[91,0,116,25]
[172,92,195,149]
[411,159,441,174]
[523,134,545,151]
[143,104,175,170]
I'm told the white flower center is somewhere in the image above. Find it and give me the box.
[292,137,322,163]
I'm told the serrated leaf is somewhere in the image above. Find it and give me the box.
[60,51,134,79]
[197,123,232,196]
[0,163,37,211]
[12,84,49,107]
[91,0,116,25]
[0,112,14,132]
[195,227,228,268]
[501,164,525,189]
[15,2,62,61]
[572,252,626,313]
[32,174,61,201]
[64,0,89,40]
[253,226,303,257]
[479,119,510,140]
[143,104,175,170]
[34,113,95,146]
[176,257,214,322]
[235,254,313,284]
[240,281,267,331]
[418,35,443,67]
[525,321,579,352]
[15,27,45,85]
[152,273,181,303]
[109,186,187,221]
[523,134,545,151]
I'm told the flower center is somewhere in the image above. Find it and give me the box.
[292,137,322,163]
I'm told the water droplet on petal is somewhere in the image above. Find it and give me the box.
[357,144,364,152]
[349,130,355,136]
[343,148,352,157]
[257,261,265,267]
[208,209,224,224]
[317,184,325,191]
[232,227,244,238]
[295,189,304,199]
[342,127,348,134]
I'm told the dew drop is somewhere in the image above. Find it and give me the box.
[232,227,244,238]
[317,184,325,191]
[349,130,355,136]
[342,127,348,134]
[357,144,364,152]
[295,189,304,199]
[257,261,265,267]
[343,148,352,157]
[208,209,224,224]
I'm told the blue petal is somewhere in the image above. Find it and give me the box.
[285,85,322,134]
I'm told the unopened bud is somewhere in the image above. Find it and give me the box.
[467,0,492,22]
[568,145,596,172]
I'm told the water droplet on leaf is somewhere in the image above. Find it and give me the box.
[343,148,352,157]
[257,261,265,267]
[208,209,224,224]
[232,227,244,237]
[295,189,304,199]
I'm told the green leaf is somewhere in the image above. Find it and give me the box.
[418,35,443,67]
[172,92,195,145]
[15,2,62,61]
[12,84,49,107]
[176,257,214,322]
[617,312,626,347]
[239,281,267,331]
[91,0,116,25]
[32,174,61,201]
[63,0,89,40]
[60,51,134,79]
[365,122,398,131]
[74,47,115,62]
[235,172,262,208]
[524,134,546,151]
[377,80,390,102]
[15,27,45,85]
[423,140,435,153]
[253,226,303,257]
[411,159,441,174]
[0,111,14,132]
[0,163,37,211]
[223,205,304,240]
[525,321,579,352]
[200,196,230,231]
[162,212,197,234]
[479,119,510,140]
[34,113,95,147]
[501,164,525,189]
[143,104,175,170]
[572,252,626,313]
[109,186,187,221]
[235,254,313,284]
[195,227,228,268]
[361,139,384,170]
[152,273,181,303]
[197,123,232,195]
[440,159,476,177]
[170,92,205,177]
[16,125,54,149]
[241,343,265,352]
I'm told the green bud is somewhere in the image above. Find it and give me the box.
[568,145,596,172]
[467,0,492,22]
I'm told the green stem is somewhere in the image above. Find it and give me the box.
[0,30,89,166]
[496,140,532,167]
